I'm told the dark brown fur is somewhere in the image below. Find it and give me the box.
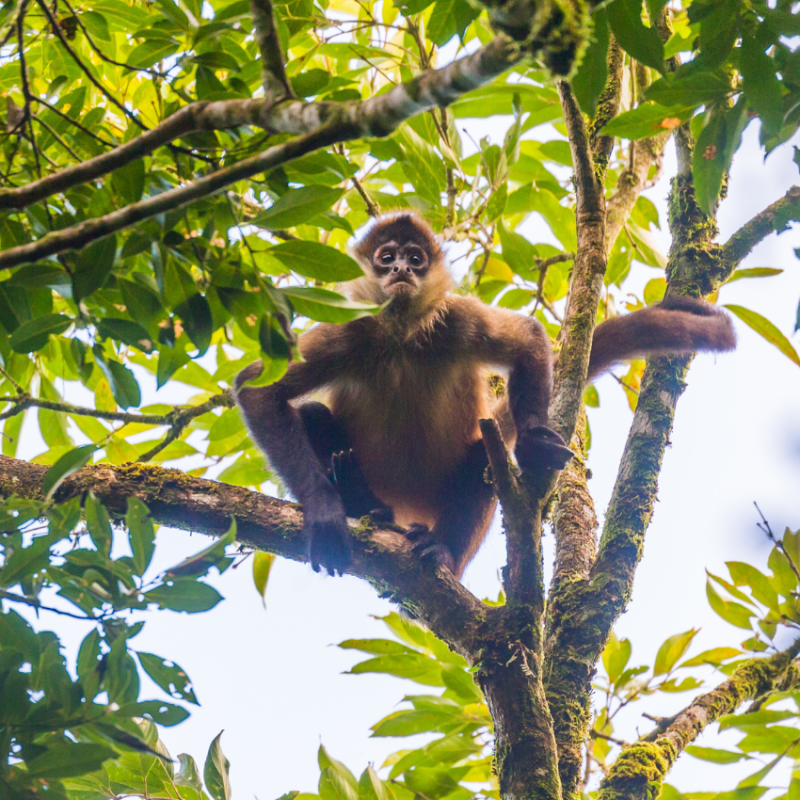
[236,214,735,577]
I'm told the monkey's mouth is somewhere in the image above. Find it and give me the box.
[386,277,416,294]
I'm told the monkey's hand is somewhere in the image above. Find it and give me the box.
[303,484,352,577]
[331,449,394,523]
[406,524,456,573]
[514,426,574,473]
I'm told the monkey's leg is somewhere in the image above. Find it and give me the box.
[407,441,497,577]
[298,403,393,522]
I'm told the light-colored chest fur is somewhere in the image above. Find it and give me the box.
[328,354,490,526]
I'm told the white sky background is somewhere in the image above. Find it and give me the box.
[10,101,800,796]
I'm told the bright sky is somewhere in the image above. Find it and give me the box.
[11,113,800,796]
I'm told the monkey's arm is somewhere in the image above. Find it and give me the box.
[587,295,736,381]
[234,326,355,574]
[452,298,573,472]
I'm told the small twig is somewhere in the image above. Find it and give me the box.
[32,95,117,148]
[0,364,24,394]
[34,0,147,133]
[0,390,234,427]
[59,0,169,78]
[0,588,104,620]
[590,729,628,747]
[32,113,81,160]
[756,502,800,583]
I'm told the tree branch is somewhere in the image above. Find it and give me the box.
[0,391,233,427]
[550,80,607,445]
[0,455,490,661]
[589,38,623,169]
[0,36,521,241]
[598,640,800,800]
[720,185,800,269]
[0,35,520,214]
[541,80,608,798]
[249,0,295,103]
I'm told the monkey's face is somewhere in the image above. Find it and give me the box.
[371,240,430,297]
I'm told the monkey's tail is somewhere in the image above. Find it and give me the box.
[586,296,736,382]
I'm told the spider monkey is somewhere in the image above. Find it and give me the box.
[235,214,735,577]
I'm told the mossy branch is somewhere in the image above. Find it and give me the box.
[0,454,489,661]
[598,640,800,800]
[720,185,800,269]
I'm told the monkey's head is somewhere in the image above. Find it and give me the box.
[350,214,452,310]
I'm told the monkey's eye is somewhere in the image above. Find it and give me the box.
[380,252,395,264]
[409,254,423,267]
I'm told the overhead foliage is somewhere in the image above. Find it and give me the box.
[1,0,800,795]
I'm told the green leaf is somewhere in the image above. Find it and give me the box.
[111,159,146,204]
[727,267,783,282]
[693,101,748,215]
[680,646,742,667]
[358,766,391,800]
[706,579,754,629]
[498,225,538,280]
[0,528,61,588]
[653,629,698,676]
[176,293,213,356]
[282,287,380,324]
[339,638,420,656]
[347,654,444,686]
[127,497,156,576]
[571,8,609,117]
[42,444,97,499]
[117,700,190,726]
[740,37,784,135]
[96,318,155,353]
[685,745,748,764]
[94,352,142,409]
[426,0,481,46]
[253,551,275,608]
[319,746,358,800]
[727,561,780,611]
[252,187,344,230]
[137,652,199,704]
[602,634,632,683]
[600,103,692,140]
[645,71,731,108]
[26,743,117,779]
[724,305,800,368]
[9,313,71,352]
[694,0,738,69]
[204,732,232,800]
[191,51,241,71]
[145,577,224,612]
[396,126,447,206]
[157,345,191,389]
[127,37,181,69]
[270,241,364,282]
[73,235,118,301]
[606,0,665,73]
[85,492,113,556]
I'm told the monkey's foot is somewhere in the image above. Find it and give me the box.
[307,513,352,577]
[515,426,574,472]
[406,524,456,573]
[332,449,394,521]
